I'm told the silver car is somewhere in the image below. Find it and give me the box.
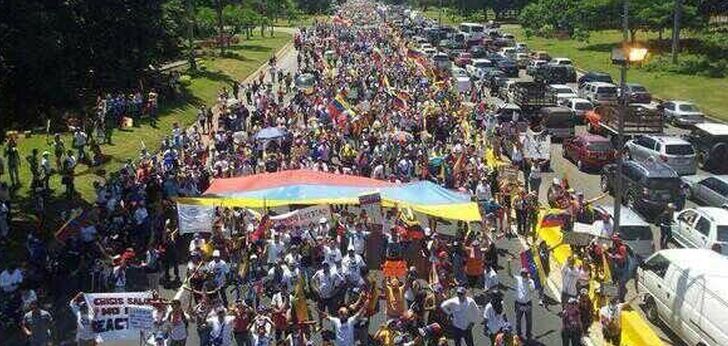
[682,175,728,208]
[662,100,706,127]
[625,135,697,175]
[592,205,655,259]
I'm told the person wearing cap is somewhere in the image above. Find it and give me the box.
[341,247,366,287]
[69,292,96,346]
[482,290,508,344]
[311,262,344,324]
[207,307,235,346]
[561,297,583,346]
[507,257,540,342]
[440,286,480,346]
[207,250,230,306]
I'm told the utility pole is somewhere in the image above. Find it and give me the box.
[186,0,196,70]
[614,0,629,235]
[671,0,682,64]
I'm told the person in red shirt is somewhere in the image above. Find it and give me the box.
[232,299,253,346]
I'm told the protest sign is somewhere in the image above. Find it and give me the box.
[359,192,384,226]
[177,202,215,234]
[129,306,155,331]
[84,291,155,341]
[271,204,331,228]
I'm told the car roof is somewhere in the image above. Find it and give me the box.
[594,205,650,226]
[586,71,610,76]
[695,123,728,136]
[627,159,679,178]
[577,133,610,143]
[569,97,591,103]
[655,249,728,278]
[588,82,616,87]
[643,134,691,145]
[548,84,571,88]
[692,207,728,224]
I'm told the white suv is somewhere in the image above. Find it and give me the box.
[579,82,618,104]
[625,135,697,175]
[672,207,728,255]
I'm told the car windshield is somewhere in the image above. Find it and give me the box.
[717,226,728,242]
[474,61,492,68]
[620,226,653,240]
[644,177,681,190]
[630,85,647,92]
[665,144,695,155]
[587,142,612,152]
[598,87,617,94]
[679,104,699,112]
[574,102,593,110]
[593,74,613,83]
[554,87,573,94]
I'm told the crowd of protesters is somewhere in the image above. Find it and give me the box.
[0,1,643,345]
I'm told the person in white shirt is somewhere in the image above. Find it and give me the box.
[323,240,343,271]
[561,257,580,310]
[0,264,23,293]
[311,262,344,323]
[207,250,230,306]
[189,233,207,253]
[207,307,235,346]
[483,265,500,293]
[347,226,370,256]
[508,258,541,341]
[69,293,96,345]
[249,315,274,346]
[341,248,366,286]
[320,303,366,346]
[440,286,480,346]
[475,177,492,202]
[112,261,127,292]
[482,292,508,343]
[265,234,285,267]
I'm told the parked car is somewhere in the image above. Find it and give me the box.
[532,65,577,84]
[601,159,683,216]
[454,52,473,68]
[547,84,578,104]
[638,249,728,346]
[682,175,728,208]
[496,59,519,78]
[660,100,705,127]
[672,207,728,255]
[579,82,618,104]
[592,205,655,259]
[539,106,575,139]
[515,42,529,53]
[550,57,573,66]
[525,59,548,76]
[562,133,615,171]
[530,50,551,62]
[577,71,614,87]
[562,98,593,123]
[450,66,472,93]
[625,135,697,176]
[515,53,530,69]
[423,47,437,56]
[468,45,488,59]
[500,47,517,60]
[621,83,652,104]
[466,59,495,80]
[432,52,451,69]
[683,123,728,173]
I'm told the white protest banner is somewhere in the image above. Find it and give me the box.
[271,204,331,228]
[521,130,551,160]
[84,291,155,341]
[129,306,155,331]
[359,192,384,226]
[177,202,215,234]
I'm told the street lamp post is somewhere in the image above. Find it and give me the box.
[613,0,630,234]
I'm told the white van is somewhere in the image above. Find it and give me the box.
[637,249,728,346]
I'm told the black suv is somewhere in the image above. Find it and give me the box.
[497,59,519,78]
[683,123,728,173]
[578,71,614,87]
[600,160,683,215]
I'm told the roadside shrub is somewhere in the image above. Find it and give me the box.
[643,54,726,78]
[539,24,555,38]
